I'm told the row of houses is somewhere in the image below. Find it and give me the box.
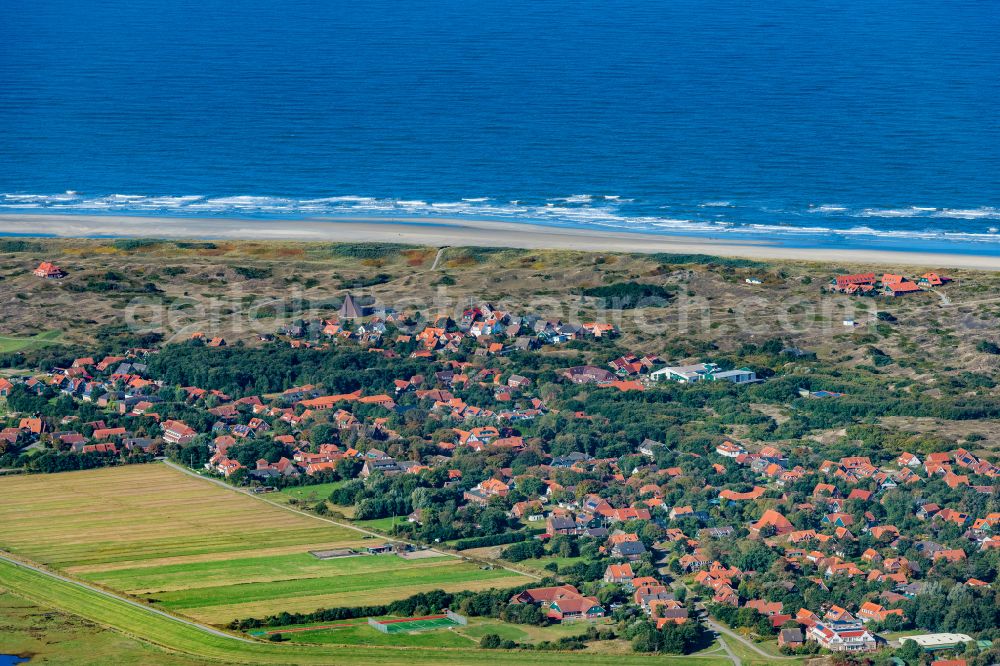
[829,271,952,297]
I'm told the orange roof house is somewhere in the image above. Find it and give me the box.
[833,273,876,289]
[161,419,196,444]
[857,601,905,623]
[604,563,635,584]
[34,261,65,278]
[919,272,952,287]
[933,549,966,563]
[750,509,794,536]
[298,390,362,410]
[882,273,921,296]
[19,417,45,434]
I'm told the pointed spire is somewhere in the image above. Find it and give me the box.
[339,293,361,318]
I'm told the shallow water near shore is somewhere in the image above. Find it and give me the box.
[2,0,998,252]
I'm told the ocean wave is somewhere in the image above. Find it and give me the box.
[859,207,926,218]
[3,191,1000,246]
[933,207,1000,219]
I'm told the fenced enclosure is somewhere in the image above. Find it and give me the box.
[367,611,467,634]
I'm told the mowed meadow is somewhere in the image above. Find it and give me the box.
[0,464,532,623]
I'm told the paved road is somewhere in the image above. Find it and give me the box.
[0,551,256,643]
[670,580,796,663]
[163,460,541,581]
[704,616,797,661]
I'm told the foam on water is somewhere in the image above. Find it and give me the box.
[3,191,1000,249]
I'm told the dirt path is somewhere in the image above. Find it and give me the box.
[430,246,449,270]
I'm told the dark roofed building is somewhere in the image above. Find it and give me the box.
[779,627,804,647]
[340,293,362,319]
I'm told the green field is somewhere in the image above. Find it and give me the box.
[0,464,532,624]
[0,559,735,665]
[142,556,521,620]
[274,481,347,504]
[353,515,408,532]
[0,329,61,353]
[268,618,475,648]
[516,555,587,573]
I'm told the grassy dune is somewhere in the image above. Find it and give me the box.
[0,329,61,352]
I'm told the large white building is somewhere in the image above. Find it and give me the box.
[649,362,757,385]
[807,622,879,652]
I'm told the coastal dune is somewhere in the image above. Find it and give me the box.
[1,213,998,270]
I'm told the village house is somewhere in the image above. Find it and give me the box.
[857,601,905,624]
[161,419,196,445]
[33,261,66,278]
[882,273,921,297]
[603,562,635,586]
[562,365,616,384]
[829,272,877,293]
[750,509,794,536]
[807,621,879,652]
[716,440,746,458]
[779,627,805,648]
[359,456,402,478]
[509,584,605,622]
[463,478,509,505]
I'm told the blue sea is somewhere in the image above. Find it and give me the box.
[1,0,999,254]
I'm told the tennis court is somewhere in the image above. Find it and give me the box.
[369,612,466,634]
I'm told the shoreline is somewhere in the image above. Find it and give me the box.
[1,213,999,270]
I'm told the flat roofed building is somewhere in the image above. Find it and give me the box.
[903,633,974,651]
[650,363,757,384]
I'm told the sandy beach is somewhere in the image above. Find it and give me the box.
[1,213,998,270]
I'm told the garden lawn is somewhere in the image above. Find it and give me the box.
[352,515,406,532]
[274,481,347,504]
[455,617,605,645]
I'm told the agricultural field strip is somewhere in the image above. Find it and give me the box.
[0,466,361,567]
[83,552,459,594]
[151,562,525,610]
[65,541,375,575]
[180,575,539,625]
[3,557,735,665]
[0,466,533,626]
